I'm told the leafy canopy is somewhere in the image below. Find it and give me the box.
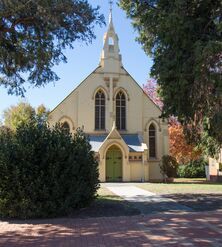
[120,0,222,155]
[143,79,201,163]
[143,79,163,109]
[0,0,104,95]
[3,102,49,130]
[169,123,201,164]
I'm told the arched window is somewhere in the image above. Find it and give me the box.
[62,121,70,133]
[108,37,114,52]
[149,124,156,158]
[116,91,126,130]
[108,37,114,45]
[95,90,105,130]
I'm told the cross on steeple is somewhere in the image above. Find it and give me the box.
[109,0,113,12]
[109,0,113,24]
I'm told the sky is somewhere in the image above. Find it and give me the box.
[0,0,153,121]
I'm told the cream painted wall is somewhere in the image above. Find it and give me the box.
[130,162,144,181]
[209,149,222,177]
[209,157,219,176]
[149,161,163,181]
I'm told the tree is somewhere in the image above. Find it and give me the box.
[120,0,222,155]
[0,124,99,218]
[3,102,49,130]
[36,104,50,125]
[143,79,163,109]
[0,0,104,95]
[160,155,179,180]
[169,123,201,164]
[143,79,201,163]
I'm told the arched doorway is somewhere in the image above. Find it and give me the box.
[106,145,123,182]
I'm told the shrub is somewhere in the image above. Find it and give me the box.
[177,158,207,178]
[160,155,179,178]
[0,124,99,219]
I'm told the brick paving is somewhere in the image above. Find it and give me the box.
[0,210,222,247]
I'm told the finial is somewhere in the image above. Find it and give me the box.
[109,0,113,12]
[109,0,113,24]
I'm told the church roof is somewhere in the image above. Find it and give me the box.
[88,135,107,152]
[88,134,144,152]
[122,134,144,152]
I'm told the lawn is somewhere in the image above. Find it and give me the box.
[72,180,222,217]
[136,178,222,194]
[136,178,222,212]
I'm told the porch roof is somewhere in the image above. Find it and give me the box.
[88,134,144,153]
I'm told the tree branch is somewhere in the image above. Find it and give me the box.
[0,16,35,33]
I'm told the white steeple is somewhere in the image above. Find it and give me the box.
[100,1,122,74]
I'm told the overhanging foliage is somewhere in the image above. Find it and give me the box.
[120,0,222,155]
[0,0,104,95]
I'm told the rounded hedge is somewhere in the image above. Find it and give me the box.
[160,155,179,178]
[177,159,207,178]
[0,124,99,219]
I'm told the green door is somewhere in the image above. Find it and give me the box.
[106,146,122,182]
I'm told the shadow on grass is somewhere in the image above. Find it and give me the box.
[155,178,222,185]
[70,196,140,218]
[125,193,222,215]
[163,193,222,211]
[171,181,222,185]
[0,196,140,222]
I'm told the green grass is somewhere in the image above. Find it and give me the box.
[97,186,122,199]
[136,178,222,195]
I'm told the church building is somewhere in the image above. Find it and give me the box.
[48,7,169,182]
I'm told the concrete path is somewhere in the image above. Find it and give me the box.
[103,183,156,200]
[103,183,192,214]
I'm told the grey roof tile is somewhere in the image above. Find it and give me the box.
[88,134,143,152]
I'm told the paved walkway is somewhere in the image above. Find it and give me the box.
[103,183,192,214]
[0,211,222,246]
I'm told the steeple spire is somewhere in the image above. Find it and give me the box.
[99,0,122,73]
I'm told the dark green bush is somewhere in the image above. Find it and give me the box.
[0,124,99,219]
[177,158,207,178]
[160,155,179,178]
